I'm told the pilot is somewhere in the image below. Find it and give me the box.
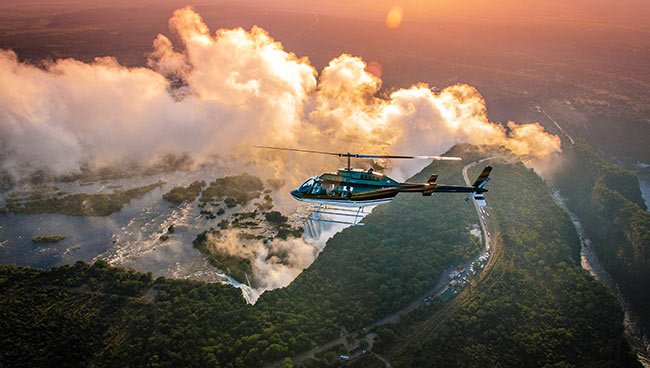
[367,168,374,174]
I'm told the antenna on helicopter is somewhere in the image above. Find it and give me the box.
[253,145,462,171]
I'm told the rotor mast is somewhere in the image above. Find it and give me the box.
[338,152,357,171]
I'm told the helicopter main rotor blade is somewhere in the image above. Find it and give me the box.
[253,145,343,157]
[253,145,462,160]
[357,154,462,161]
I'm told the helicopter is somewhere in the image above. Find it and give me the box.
[254,145,492,225]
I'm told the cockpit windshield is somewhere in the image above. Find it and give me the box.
[298,177,316,193]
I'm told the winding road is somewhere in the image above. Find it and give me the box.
[463,158,498,258]
[266,159,499,368]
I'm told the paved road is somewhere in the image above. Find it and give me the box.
[374,353,393,368]
[273,336,346,368]
[463,158,497,254]
[463,158,500,274]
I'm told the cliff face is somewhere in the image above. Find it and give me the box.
[554,142,650,332]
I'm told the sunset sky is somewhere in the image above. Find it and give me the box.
[1,0,648,172]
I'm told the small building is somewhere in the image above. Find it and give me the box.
[439,286,456,301]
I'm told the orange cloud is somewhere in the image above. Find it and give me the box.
[0,6,560,183]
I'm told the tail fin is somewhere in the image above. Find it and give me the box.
[472,166,492,188]
[466,165,492,203]
[422,174,438,196]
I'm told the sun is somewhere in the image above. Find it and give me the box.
[385,6,404,29]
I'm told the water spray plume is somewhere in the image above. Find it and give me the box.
[0,6,560,183]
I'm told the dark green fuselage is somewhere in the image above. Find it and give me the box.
[290,168,485,207]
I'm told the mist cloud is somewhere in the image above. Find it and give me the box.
[202,231,320,301]
[0,6,560,183]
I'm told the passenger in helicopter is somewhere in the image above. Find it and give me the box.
[326,183,335,196]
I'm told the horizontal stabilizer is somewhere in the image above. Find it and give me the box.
[474,194,487,207]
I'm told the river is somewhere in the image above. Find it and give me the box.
[0,165,312,303]
[552,190,650,366]
[638,172,650,211]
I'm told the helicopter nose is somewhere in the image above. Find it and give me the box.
[290,189,301,198]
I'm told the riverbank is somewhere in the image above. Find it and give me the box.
[552,189,650,366]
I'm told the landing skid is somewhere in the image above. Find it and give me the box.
[297,204,366,226]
